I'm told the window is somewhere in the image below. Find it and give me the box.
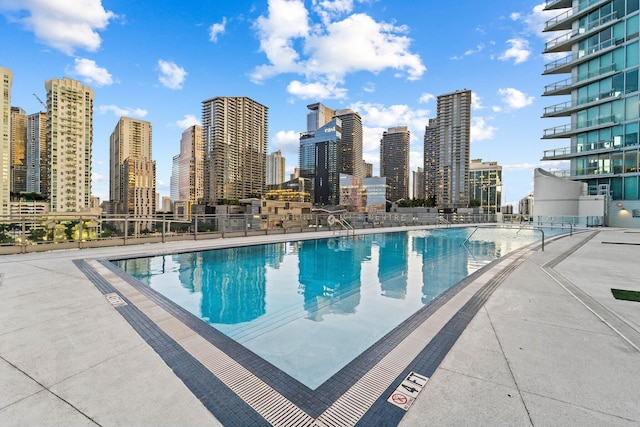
[627,41,639,67]
[625,68,638,93]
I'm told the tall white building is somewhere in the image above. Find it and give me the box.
[179,124,204,206]
[109,116,155,216]
[0,66,12,215]
[45,77,94,212]
[266,150,285,186]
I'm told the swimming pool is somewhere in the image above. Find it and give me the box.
[114,226,566,389]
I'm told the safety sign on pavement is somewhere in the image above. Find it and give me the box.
[387,372,429,411]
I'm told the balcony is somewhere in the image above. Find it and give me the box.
[543,38,622,75]
[543,64,619,96]
[542,139,621,160]
[542,114,619,139]
[544,0,611,32]
[544,0,572,10]
[544,12,619,53]
[542,90,622,117]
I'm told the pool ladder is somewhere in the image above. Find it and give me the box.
[334,215,355,237]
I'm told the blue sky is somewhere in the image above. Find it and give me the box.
[0,0,568,210]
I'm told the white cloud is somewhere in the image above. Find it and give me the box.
[272,130,300,151]
[305,14,425,80]
[313,0,355,25]
[514,3,559,38]
[451,43,486,60]
[251,0,425,99]
[471,117,497,142]
[419,93,434,104]
[91,171,106,182]
[68,58,112,87]
[498,38,531,64]
[175,114,201,129]
[471,92,484,110]
[287,79,347,99]
[497,87,534,109]
[97,105,148,118]
[209,17,227,42]
[157,60,187,89]
[362,81,375,93]
[0,0,116,55]
[251,0,309,81]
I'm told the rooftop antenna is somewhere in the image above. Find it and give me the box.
[32,93,46,110]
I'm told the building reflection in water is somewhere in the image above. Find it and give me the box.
[197,246,269,324]
[297,236,371,321]
[377,232,409,299]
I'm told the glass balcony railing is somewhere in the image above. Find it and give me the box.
[543,139,621,158]
[544,38,621,74]
[544,12,618,52]
[543,115,618,137]
[545,0,610,31]
[544,0,572,10]
[543,90,622,116]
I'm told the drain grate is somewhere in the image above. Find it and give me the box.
[105,292,128,307]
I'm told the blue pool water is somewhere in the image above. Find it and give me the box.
[114,226,567,388]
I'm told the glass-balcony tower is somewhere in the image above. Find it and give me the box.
[541,0,640,201]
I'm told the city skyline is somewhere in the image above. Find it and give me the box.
[0,1,565,209]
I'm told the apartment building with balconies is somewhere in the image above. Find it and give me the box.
[541,0,640,225]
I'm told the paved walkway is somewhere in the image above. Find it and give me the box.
[0,227,638,426]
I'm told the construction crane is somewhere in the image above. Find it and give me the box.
[32,93,46,110]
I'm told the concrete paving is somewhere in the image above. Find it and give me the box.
[0,227,638,426]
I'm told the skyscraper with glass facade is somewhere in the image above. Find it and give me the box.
[380,126,410,202]
[299,118,341,205]
[542,0,640,206]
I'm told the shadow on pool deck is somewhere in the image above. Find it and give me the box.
[0,226,638,426]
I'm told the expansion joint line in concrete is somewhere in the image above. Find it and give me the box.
[540,232,640,353]
[485,309,535,427]
[0,355,101,426]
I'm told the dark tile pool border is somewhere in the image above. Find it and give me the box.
[75,233,547,426]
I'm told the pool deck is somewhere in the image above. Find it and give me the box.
[1,226,639,426]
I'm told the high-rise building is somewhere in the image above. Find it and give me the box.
[0,66,12,215]
[434,89,471,208]
[109,116,155,216]
[541,0,640,205]
[179,124,204,206]
[201,96,268,204]
[413,167,425,200]
[266,150,285,186]
[299,118,341,205]
[306,102,335,132]
[469,159,502,214]
[45,77,94,212]
[380,126,410,202]
[170,154,180,201]
[26,112,47,195]
[10,107,27,193]
[334,108,364,178]
[423,118,438,200]
[363,161,373,178]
